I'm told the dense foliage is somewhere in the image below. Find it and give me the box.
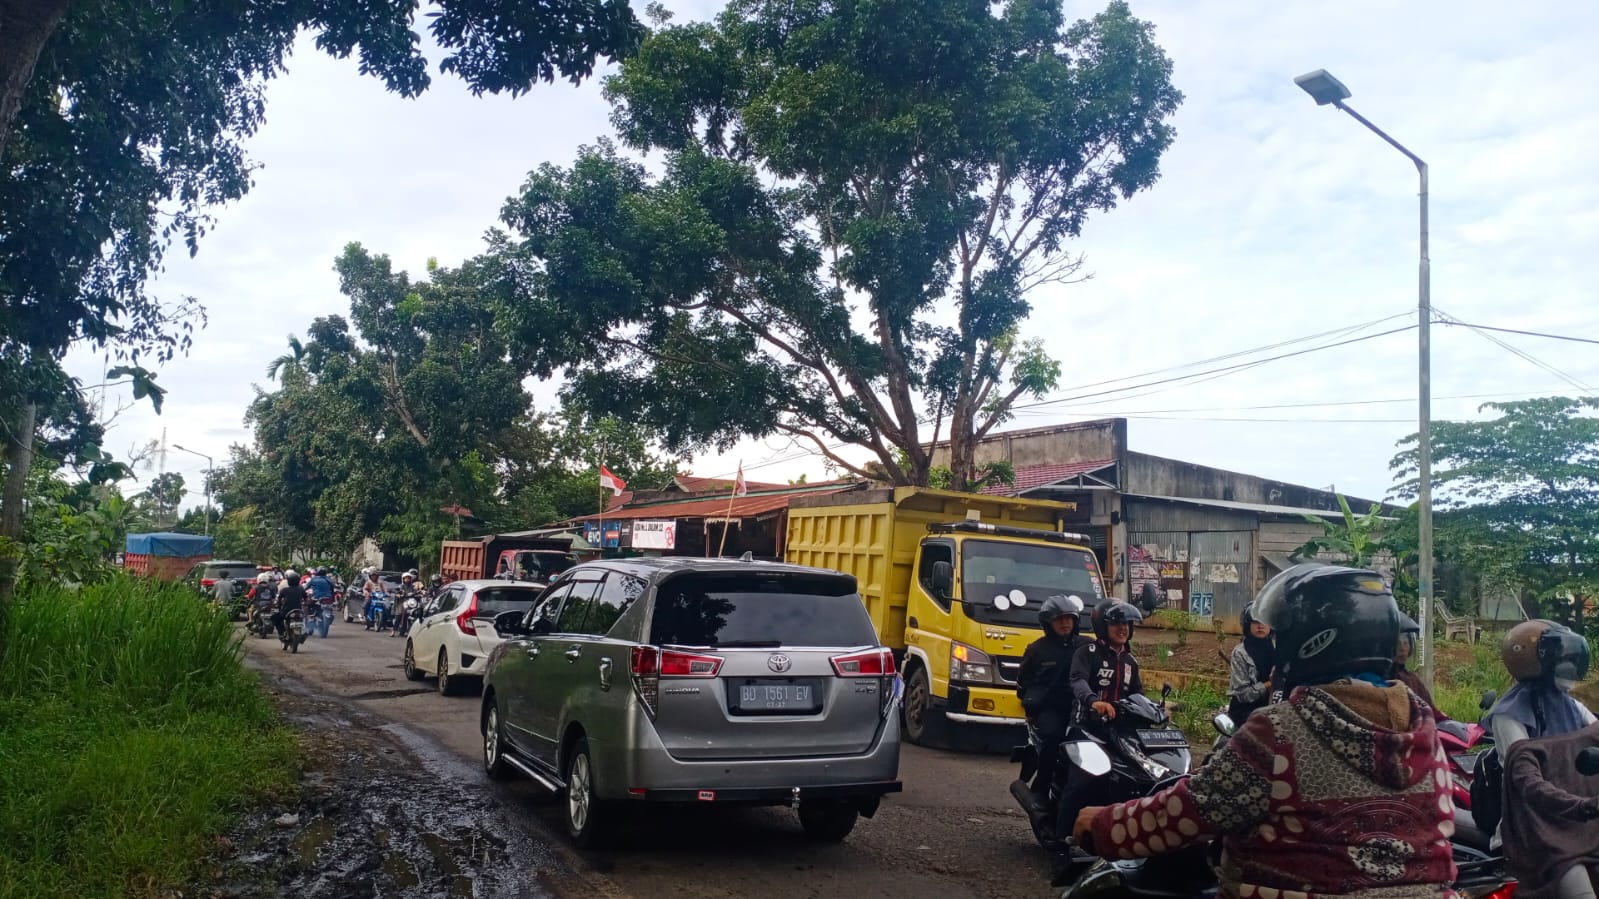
[1391,396,1599,629]
[484,0,1182,489]
[212,245,677,567]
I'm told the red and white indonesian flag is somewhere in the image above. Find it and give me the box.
[733,464,748,497]
[599,465,626,497]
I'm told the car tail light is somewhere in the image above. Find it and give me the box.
[831,648,896,677]
[832,648,899,717]
[201,578,215,587]
[456,593,478,635]
[630,646,723,718]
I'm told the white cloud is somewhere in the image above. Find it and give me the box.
[65,0,1599,506]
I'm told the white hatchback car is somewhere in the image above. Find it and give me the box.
[404,579,544,695]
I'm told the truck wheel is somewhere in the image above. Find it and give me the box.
[902,665,945,747]
[798,800,858,842]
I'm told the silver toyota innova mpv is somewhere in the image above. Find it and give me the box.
[480,557,902,847]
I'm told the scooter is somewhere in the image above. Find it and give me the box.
[1010,685,1190,848]
[364,590,391,631]
[1058,730,1524,899]
[279,608,307,653]
[1436,689,1498,811]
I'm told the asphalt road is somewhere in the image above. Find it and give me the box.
[243,619,1064,899]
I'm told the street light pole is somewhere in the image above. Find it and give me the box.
[1295,69,1434,690]
[171,444,215,536]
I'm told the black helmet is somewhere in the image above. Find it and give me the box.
[430,573,442,585]
[1397,612,1420,660]
[1091,600,1144,642]
[1038,594,1085,633]
[1250,563,1398,688]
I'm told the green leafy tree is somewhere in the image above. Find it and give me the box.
[1294,493,1390,568]
[1391,397,1599,628]
[0,0,644,607]
[138,472,186,528]
[486,0,1181,490]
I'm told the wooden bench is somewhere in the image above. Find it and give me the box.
[1433,598,1482,643]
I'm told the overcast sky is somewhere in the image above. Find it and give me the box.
[65,0,1599,512]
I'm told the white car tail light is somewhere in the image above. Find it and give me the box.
[456,593,478,635]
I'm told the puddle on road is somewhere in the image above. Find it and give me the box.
[291,816,336,865]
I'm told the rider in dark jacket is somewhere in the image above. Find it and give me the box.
[1052,600,1146,870]
[1017,594,1089,807]
[271,572,307,638]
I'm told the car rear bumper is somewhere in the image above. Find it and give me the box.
[629,780,903,804]
[605,710,903,801]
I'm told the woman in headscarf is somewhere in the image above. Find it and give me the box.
[1226,608,1275,723]
[1393,613,1440,713]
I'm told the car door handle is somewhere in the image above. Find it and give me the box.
[598,658,613,690]
[564,647,582,661]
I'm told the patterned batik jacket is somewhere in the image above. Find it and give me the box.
[1090,681,1459,899]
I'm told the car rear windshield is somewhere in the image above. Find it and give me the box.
[475,588,540,617]
[648,572,876,648]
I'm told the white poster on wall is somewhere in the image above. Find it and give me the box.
[633,519,677,550]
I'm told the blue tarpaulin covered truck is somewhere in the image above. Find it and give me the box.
[123,532,214,580]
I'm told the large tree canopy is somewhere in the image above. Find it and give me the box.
[217,245,676,566]
[0,0,643,601]
[485,0,1181,489]
[1391,396,1599,625]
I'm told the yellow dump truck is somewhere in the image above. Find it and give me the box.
[785,487,1107,745]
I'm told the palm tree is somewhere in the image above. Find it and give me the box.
[266,335,306,383]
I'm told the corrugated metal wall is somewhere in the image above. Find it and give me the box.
[1188,531,1254,625]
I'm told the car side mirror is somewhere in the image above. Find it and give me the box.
[931,561,954,599]
[493,610,524,635]
[1161,682,1173,699]
[531,617,555,636]
[1577,747,1599,777]
[1212,713,1236,737]
[1480,689,1498,712]
[1137,583,1161,614]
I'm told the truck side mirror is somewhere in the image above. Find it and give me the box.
[1578,747,1599,777]
[1479,689,1497,712]
[931,561,954,599]
[1137,583,1161,614]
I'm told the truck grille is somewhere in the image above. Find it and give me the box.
[996,656,1022,686]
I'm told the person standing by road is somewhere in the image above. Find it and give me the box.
[211,570,237,607]
[1227,608,1275,723]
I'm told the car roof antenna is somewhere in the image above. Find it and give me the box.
[740,551,754,562]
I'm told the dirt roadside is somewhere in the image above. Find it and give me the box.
[189,657,629,899]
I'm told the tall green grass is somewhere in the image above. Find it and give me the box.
[1432,640,1513,722]
[0,575,297,899]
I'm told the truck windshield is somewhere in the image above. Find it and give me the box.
[960,540,1105,628]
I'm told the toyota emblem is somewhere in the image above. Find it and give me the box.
[766,654,792,673]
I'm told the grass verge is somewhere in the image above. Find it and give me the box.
[0,575,297,899]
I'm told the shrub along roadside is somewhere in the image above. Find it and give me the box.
[0,575,297,899]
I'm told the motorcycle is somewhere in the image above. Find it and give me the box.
[1011,685,1191,848]
[279,608,307,653]
[1061,712,1520,899]
[308,601,334,638]
[246,601,277,639]
[364,590,391,631]
[1436,689,1498,811]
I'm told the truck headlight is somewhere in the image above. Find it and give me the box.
[950,642,995,685]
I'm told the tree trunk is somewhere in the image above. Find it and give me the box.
[0,0,72,161]
[0,401,39,641]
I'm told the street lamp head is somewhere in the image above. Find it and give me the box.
[1295,69,1352,106]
